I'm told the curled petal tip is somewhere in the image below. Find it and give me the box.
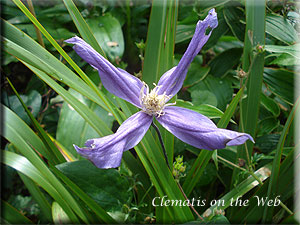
[226,133,255,147]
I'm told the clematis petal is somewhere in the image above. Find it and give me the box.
[74,111,152,169]
[157,8,218,98]
[65,36,143,108]
[156,106,254,150]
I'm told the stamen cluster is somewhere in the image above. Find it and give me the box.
[140,82,171,117]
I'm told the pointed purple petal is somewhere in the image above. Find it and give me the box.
[65,36,143,108]
[74,111,152,169]
[157,9,218,98]
[156,106,254,150]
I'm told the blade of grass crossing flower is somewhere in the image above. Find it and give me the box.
[159,0,178,172]
[62,0,106,57]
[1,200,33,224]
[7,78,65,165]
[262,97,299,223]
[143,0,178,179]
[183,86,245,196]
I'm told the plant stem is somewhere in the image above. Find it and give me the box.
[151,122,203,220]
[151,122,170,169]
[26,0,45,48]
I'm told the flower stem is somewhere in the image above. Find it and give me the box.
[151,122,170,169]
[151,122,203,220]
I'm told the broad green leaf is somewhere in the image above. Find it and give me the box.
[266,14,299,45]
[175,24,195,44]
[183,64,210,88]
[208,48,243,78]
[269,53,298,66]
[265,44,300,59]
[191,90,218,107]
[189,75,233,111]
[56,89,114,155]
[86,14,124,62]
[223,1,245,42]
[257,117,279,136]
[263,68,294,105]
[4,90,41,125]
[260,93,280,117]
[255,134,280,154]
[56,160,131,212]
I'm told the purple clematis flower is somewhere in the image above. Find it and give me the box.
[66,9,254,169]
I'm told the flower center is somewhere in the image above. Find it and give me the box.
[139,82,172,117]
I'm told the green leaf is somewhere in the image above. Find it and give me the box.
[189,75,233,111]
[255,134,280,154]
[52,202,71,224]
[1,200,33,224]
[203,165,271,216]
[175,100,227,120]
[263,68,294,105]
[175,24,195,44]
[265,44,300,59]
[208,48,243,78]
[191,90,218,107]
[223,1,245,42]
[4,90,41,125]
[56,89,115,155]
[260,93,280,117]
[86,14,124,62]
[268,53,298,66]
[56,160,131,211]
[183,64,210,88]
[257,117,279,136]
[266,14,299,45]
[1,151,81,223]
